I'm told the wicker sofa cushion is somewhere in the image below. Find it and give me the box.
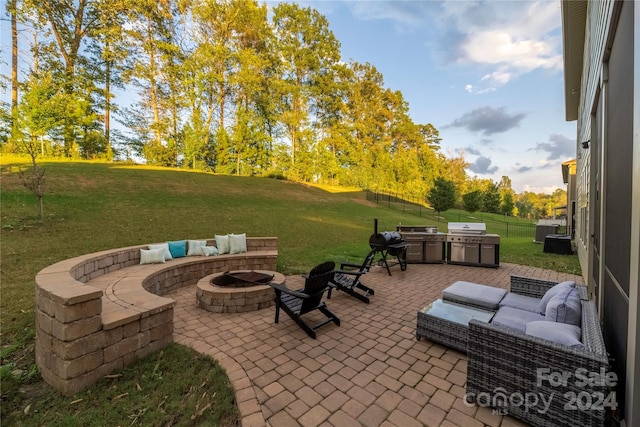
[536,280,576,313]
[525,321,584,349]
[545,287,581,326]
[491,306,545,332]
[442,281,507,310]
[499,293,541,312]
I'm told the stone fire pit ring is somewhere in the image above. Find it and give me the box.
[196,270,284,313]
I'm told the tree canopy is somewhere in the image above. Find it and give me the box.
[3,0,567,219]
[427,178,457,215]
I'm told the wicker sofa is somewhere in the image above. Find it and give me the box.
[465,276,610,427]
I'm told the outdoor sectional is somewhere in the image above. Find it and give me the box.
[464,276,610,427]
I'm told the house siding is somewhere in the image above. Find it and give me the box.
[566,1,639,426]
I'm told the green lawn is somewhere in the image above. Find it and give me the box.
[0,158,582,425]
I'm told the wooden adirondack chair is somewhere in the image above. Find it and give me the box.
[269,261,339,339]
[328,250,376,304]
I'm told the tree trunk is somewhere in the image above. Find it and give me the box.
[11,0,17,111]
[10,0,18,146]
[105,42,111,156]
[147,19,162,146]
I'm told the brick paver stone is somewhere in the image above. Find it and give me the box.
[168,262,584,427]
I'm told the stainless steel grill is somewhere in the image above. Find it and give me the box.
[446,223,500,267]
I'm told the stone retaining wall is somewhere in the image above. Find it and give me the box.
[35,237,278,395]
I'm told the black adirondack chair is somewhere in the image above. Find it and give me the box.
[328,250,376,304]
[269,261,340,339]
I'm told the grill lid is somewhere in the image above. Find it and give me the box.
[447,222,486,235]
[369,231,404,248]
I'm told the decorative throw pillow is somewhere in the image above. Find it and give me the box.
[187,240,207,256]
[537,280,576,314]
[140,248,166,265]
[148,243,173,261]
[526,321,584,349]
[229,233,247,254]
[545,287,582,326]
[200,246,219,256]
[168,240,187,258]
[215,234,230,254]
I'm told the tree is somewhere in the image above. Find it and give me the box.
[462,190,483,214]
[13,73,66,220]
[427,178,457,217]
[9,0,18,141]
[26,0,110,155]
[500,191,515,216]
[483,182,501,213]
[272,3,341,173]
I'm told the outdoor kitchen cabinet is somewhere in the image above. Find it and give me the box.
[403,237,425,263]
[397,225,446,264]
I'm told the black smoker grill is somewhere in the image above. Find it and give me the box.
[368,220,409,275]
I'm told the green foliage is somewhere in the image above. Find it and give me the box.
[9,0,452,200]
[483,183,501,213]
[2,344,239,426]
[427,177,457,214]
[462,190,483,214]
[500,191,515,216]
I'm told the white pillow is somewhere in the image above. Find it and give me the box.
[229,233,247,254]
[187,240,207,256]
[148,243,172,261]
[215,234,230,254]
[140,248,166,264]
[200,246,219,256]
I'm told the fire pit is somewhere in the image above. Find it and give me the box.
[196,270,283,313]
[211,271,274,288]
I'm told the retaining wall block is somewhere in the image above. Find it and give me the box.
[36,310,53,336]
[49,349,104,380]
[53,298,102,323]
[50,315,102,342]
[140,309,173,332]
[103,331,151,364]
[149,322,173,341]
[123,321,141,338]
[36,292,56,317]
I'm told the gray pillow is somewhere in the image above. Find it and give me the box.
[537,280,575,314]
[545,287,581,326]
[526,321,584,349]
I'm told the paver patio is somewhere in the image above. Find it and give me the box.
[170,261,584,427]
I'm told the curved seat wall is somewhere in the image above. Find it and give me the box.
[35,237,278,395]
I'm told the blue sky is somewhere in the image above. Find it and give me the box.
[287,0,577,193]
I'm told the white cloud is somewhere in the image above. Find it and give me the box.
[522,184,562,194]
[345,1,436,30]
[439,1,563,90]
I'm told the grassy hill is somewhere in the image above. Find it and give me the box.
[0,158,582,425]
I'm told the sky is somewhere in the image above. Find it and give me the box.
[282,0,578,194]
